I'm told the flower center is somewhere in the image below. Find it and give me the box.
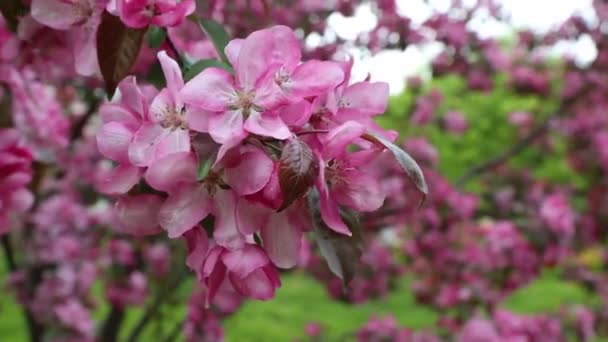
[159,107,188,130]
[228,91,264,117]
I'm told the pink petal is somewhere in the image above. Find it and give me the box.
[97,164,142,195]
[236,198,269,235]
[184,227,209,276]
[222,244,269,278]
[224,38,243,67]
[332,170,385,212]
[212,190,246,249]
[229,268,276,300]
[117,76,146,115]
[159,184,212,238]
[185,107,212,133]
[144,152,197,192]
[157,51,184,105]
[149,89,174,123]
[244,112,290,140]
[73,21,100,76]
[97,122,133,163]
[181,67,235,112]
[128,123,165,167]
[154,128,191,161]
[224,146,273,195]
[208,110,245,144]
[99,104,140,129]
[261,212,301,269]
[151,0,195,27]
[236,25,301,90]
[280,100,312,127]
[316,160,351,235]
[31,0,84,29]
[340,82,389,115]
[322,121,365,160]
[114,195,163,236]
[288,61,344,98]
[203,247,227,305]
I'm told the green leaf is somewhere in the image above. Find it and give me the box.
[146,26,167,48]
[197,159,213,181]
[184,59,233,81]
[198,19,231,65]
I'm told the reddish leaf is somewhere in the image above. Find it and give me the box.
[307,189,362,289]
[96,11,146,97]
[363,132,428,205]
[277,137,317,211]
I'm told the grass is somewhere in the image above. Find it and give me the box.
[0,265,603,342]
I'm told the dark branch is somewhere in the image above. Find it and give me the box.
[2,235,44,342]
[126,268,189,342]
[455,113,556,188]
[70,95,101,141]
[98,305,125,342]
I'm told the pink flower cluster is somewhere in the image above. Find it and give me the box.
[0,129,33,234]
[96,25,395,303]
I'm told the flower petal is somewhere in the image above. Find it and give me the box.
[317,159,351,235]
[212,190,246,249]
[157,51,184,105]
[224,38,243,67]
[97,122,133,163]
[244,112,290,140]
[332,170,385,212]
[31,0,84,29]
[222,244,269,278]
[261,212,301,269]
[321,121,365,160]
[224,146,274,195]
[144,152,197,192]
[185,106,212,133]
[97,164,142,195]
[339,82,389,115]
[184,227,209,276]
[288,61,344,98]
[236,25,300,90]
[208,110,245,144]
[128,123,164,166]
[114,195,163,236]
[181,67,235,112]
[159,184,212,238]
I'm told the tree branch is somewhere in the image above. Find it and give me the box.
[455,113,556,188]
[70,95,101,141]
[2,235,44,342]
[98,305,125,342]
[126,268,189,342]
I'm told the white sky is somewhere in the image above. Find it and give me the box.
[327,0,596,93]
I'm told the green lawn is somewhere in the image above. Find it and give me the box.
[0,268,602,342]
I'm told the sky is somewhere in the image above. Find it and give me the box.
[326,0,596,94]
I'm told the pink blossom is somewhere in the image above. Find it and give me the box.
[0,129,34,234]
[117,0,195,28]
[540,193,575,237]
[182,25,344,154]
[30,0,107,76]
[444,110,468,134]
[202,244,281,302]
[315,121,385,235]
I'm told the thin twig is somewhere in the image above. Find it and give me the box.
[126,268,189,342]
[70,95,101,141]
[98,305,125,342]
[2,235,44,342]
[455,113,556,188]
[163,318,185,342]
